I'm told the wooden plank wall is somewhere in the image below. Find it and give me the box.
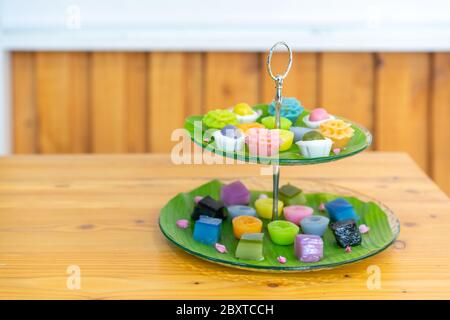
[11,52,450,195]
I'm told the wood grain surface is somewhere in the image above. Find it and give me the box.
[0,152,449,299]
[11,51,450,197]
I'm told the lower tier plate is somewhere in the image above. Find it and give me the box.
[159,179,400,272]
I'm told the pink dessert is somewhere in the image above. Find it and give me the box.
[359,224,370,234]
[245,128,281,157]
[309,108,330,121]
[176,219,189,229]
[283,205,313,225]
[277,256,287,264]
[220,181,250,206]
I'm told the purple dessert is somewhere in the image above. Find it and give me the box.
[294,234,323,263]
[220,181,250,206]
[221,125,241,139]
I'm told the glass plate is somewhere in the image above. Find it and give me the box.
[159,179,400,272]
[184,105,372,166]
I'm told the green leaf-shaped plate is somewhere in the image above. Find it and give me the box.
[184,105,372,165]
[159,180,400,272]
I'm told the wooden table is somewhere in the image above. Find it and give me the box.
[0,152,449,299]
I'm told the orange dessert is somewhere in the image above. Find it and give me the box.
[319,119,354,149]
[237,122,265,133]
[232,215,263,239]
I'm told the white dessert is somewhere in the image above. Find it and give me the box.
[213,130,245,152]
[296,138,333,158]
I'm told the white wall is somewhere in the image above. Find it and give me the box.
[1,0,450,51]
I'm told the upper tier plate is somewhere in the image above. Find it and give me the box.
[184,104,372,165]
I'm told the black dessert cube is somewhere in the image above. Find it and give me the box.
[331,219,362,247]
[191,196,227,220]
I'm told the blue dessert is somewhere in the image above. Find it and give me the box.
[227,205,257,219]
[193,215,222,245]
[325,198,359,222]
[268,97,304,124]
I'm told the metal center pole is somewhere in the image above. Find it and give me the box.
[266,41,292,221]
[272,76,283,221]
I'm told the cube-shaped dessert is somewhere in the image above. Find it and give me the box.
[235,233,264,261]
[193,215,222,245]
[325,198,359,222]
[220,181,250,206]
[331,219,362,247]
[294,234,323,263]
[279,184,306,206]
[191,196,227,220]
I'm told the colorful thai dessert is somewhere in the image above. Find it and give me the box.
[267,220,299,245]
[227,205,257,218]
[232,102,260,124]
[295,234,324,262]
[331,219,362,247]
[245,128,281,157]
[191,196,227,220]
[254,197,284,220]
[279,184,307,206]
[261,116,292,130]
[220,180,250,206]
[283,205,313,225]
[237,122,265,133]
[232,215,263,239]
[296,131,333,159]
[290,126,314,142]
[213,125,245,152]
[325,198,359,222]
[269,97,304,123]
[235,233,264,261]
[303,108,335,129]
[273,129,294,151]
[203,109,239,129]
[319,119,354,149]
[193,215,222,245]
[300,215,330,236]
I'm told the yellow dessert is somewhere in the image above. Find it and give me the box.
[255,198,284,220]
[273,129,294,151]
[233,103,254,116]
[319,119,354,149]
[237,122,265,133]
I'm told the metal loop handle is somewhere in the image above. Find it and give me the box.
[267,41,293,81]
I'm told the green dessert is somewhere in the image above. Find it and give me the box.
[302,131,324,141]
[279,183,307,206]
[261,116,292,130]
[235,233,264,261]
[203,109,239,129]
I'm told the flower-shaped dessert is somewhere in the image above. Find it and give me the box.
[245,128,281,157]
[231,102,261,124]
[319,119,354,149]
[213,125,245,152]
[203,109,239,129]
[295,131,333,158]
[303,108,335,129]
[273,129,294,151]
[261,116,292,130]
[269,97,304,123]
[237,122,265,133]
